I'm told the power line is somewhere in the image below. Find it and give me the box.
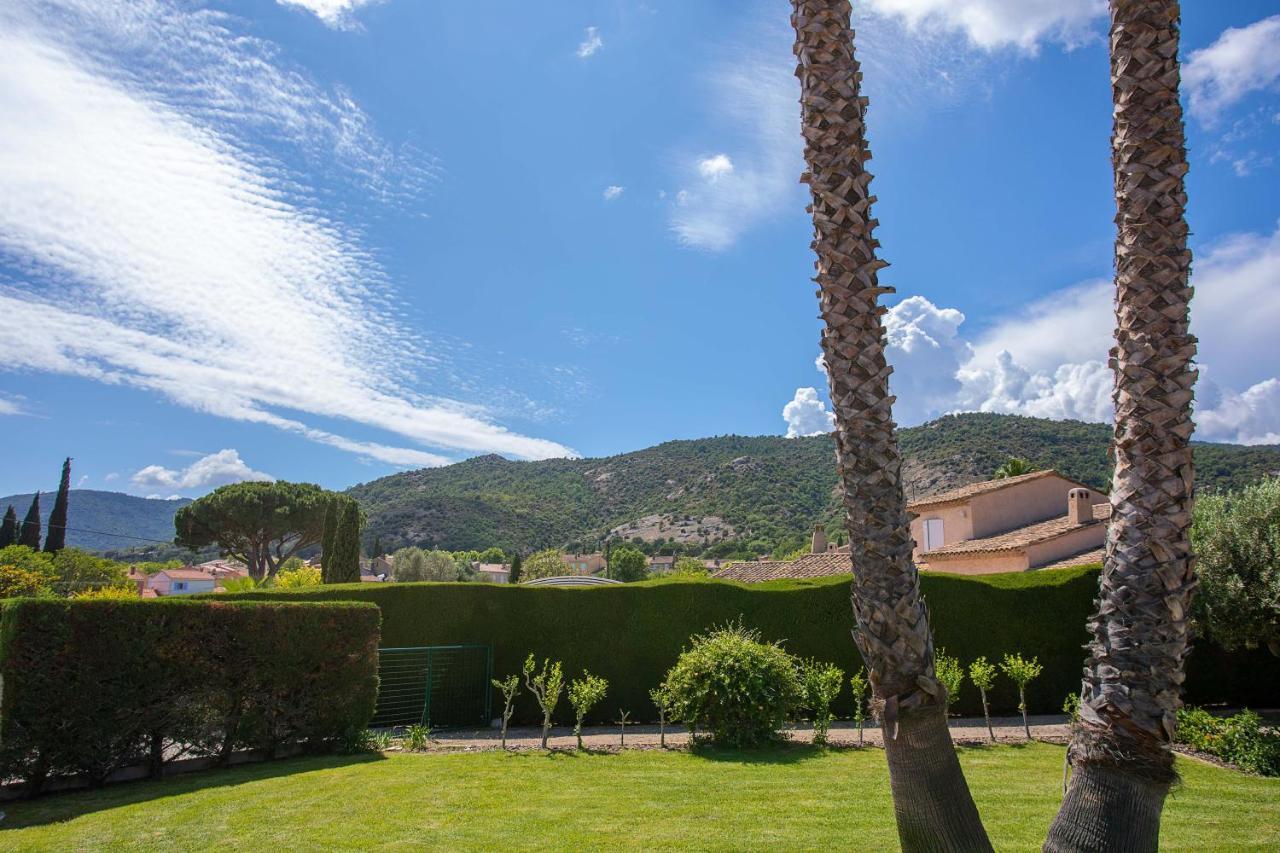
[11,517,180,546]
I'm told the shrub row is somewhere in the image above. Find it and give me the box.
[0,598,380,793]
[1176,707,1280,776]
[231,567,1280,725]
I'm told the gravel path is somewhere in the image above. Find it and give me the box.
[401,714,1072,752]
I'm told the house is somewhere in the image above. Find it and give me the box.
[648,555,676,574]
[909,470,1109,574]
[714,470,1110,582]
[474,563,510,583]
[147,568,217,596]
[562,553,607,575]
[195,559,250,587]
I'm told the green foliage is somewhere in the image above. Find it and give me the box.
[662,622,803,747]
[935,649,964,711]
[508,553,522,584]
[568,671,609,748]
[969,657,997,692]
[219,576,261,593]
[44,458,71,553]
[345,413,1280,555]
[175,481,335,581]
[1062,692,1081,723]
[231,567,1280,725]
[0,505,17,548]
[0,545,56,598]
[1176,707,1280,776]
[0,598,379,792]
[800,659,844,745]
[672,556,709,576]
[276,565,322,588]
[324,500,362,584]
[848,669,869,730]
[50,548,128,594]
[1191,477,1280,656]
[993,457,1037,480]
[609,546,648,582]
[522,548,565,581]
[0,490,194,553]
[1000,653,1043,691]
[389,547,457,582]
[403,724,431,752]
[523,655,565,748]
[19,494,41,549]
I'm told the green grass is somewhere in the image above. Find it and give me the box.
[2,744,1276,850]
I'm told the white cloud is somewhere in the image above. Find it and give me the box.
[0,0,574,469]
[1185,16,1280,125]
[132,449,273,492]
[76,474,89,487]
[276,0,381,29]
[863,0,1105,52]
[577,26,603,59]
[697,154,734,181]
[602,185,625,201]
[782,387,835,438]
[0,396,27,416]
[800,223,1280,445]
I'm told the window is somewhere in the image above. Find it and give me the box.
[922,518,944,552]
[172,581,188,592]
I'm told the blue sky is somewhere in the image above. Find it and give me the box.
[2,0,1278,499]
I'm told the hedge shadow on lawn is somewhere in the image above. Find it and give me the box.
[0,753,386,831]
[687,742,830,765]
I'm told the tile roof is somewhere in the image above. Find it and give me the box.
[713,552,853,583]
[158,569,217,581]
[907,470,1083,510]
[926,503,1112,558]
[1037,547,1105,570]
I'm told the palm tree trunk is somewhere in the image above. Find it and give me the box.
[1046,2,1196,849]
[791,3,990,849]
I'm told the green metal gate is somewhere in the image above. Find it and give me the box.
[370,645,493,729]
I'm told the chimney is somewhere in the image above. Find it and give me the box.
[811,523,828,555]
[1067,488,1092,525]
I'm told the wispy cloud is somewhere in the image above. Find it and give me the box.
[862,0,1105,52]
[132,449,273,492]
[0,396,27,416]
[276,0,382,30]
[602,185,625,201]
[0,0,574,468]
[1185,15,1280,125]
[577,26,604,59]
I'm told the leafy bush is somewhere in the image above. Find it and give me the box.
[0,598,379,793]
[568,671,609,748]
[403,724,431,751]
[1176,706,1280,776]
[663,622,803,747]
[800,659,844,745]
[522,548,566,581]
[230,567,1280,725]
[935,649,964,713]
[609,547,649,582]
[275,565,323,588]
[1191,477,1280,656]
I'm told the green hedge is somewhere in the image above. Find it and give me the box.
[0,598,380,793]
[231,568,1280,726]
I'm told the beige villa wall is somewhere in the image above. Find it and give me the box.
[1024,524,1108,568]
[908,503,974,563]
[969,476,1107,539]
[925,552,1029,575]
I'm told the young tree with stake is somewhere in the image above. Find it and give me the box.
[649,686,671,748]
[492,675,520,749]
[523,655,564,749]
[1000,653,1042,741]
[568,671,608,750]
[968,657,998,744]
[849,669,869,747]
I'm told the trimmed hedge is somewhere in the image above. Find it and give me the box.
[230,567,1280,726]
[0,598,380,793]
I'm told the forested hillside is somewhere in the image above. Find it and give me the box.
[0,490,191,552]
[349,413,1280,555]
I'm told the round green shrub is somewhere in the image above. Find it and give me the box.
[662,622,803,747]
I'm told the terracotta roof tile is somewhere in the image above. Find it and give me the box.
[908,470,1081,510]
[1037,547,1105,570]
[926,503,1111,558]
[713,553,852,583]
[158,569,217,581]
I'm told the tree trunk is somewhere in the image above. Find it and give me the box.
[1046,2,1196,849]
[980,690,994,743]
[1020,688,1031,741]
[791,3,990,850]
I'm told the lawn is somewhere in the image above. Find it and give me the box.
[2,744,1276,850]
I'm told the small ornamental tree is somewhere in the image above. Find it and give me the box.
[968,657,998,743]
[849,669,870,746]
[935,649,964,714]
[649,685,672,748]
[491,675,520,749]
[800,659,844,745]
[1000,653,1043,740]
[568,671,609,749]
[609,546,649,582]
[662,622,803,747]
[523,655,565,749]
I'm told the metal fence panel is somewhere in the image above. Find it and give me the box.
[371,644,491,729]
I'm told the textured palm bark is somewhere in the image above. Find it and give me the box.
[1047,1,1197,848]
[791,3,990,849]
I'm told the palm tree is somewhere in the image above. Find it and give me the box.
[993,457,1036,479]
[1046,2,1197,849]
[791,3,990,849]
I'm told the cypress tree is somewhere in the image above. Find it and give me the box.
[44,457,72,553]
[0,505,17,547]
[18,493,41,549]
[320,500,339,576]
[325,500,361,584]
[508,553,522,585]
